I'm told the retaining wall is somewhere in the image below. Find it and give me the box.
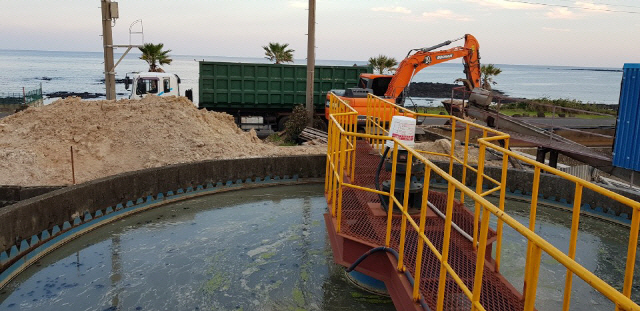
[0,186,65,208]
[0,155,326,286]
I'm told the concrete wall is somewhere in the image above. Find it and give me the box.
[0,155,325,281]
[430,160,640,222]
[3,153,638,285]
[0,186,65,208]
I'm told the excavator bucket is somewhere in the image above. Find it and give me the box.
[469,87,492,107]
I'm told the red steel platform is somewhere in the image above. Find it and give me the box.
[325,141,526,311]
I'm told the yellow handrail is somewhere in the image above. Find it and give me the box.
[326,92,640,310]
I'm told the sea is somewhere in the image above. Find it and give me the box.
[0,49,624,106]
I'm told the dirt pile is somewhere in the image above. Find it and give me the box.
[414,138,501,166]
[0,96,325,186]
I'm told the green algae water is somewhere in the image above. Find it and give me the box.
[469,195,640,310]
[0,185,394,311]
[1,184,639,310]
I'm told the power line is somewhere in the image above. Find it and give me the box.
[554,0,640,10]
[502,0,640,14]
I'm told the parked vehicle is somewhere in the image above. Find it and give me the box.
[197,61,370,133]
[124,72,181,100]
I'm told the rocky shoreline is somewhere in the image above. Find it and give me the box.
[407,82,509,99]
[44,82,498,101]
[45,91,127,99]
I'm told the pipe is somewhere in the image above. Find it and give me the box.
[375,147,391,212]
[346,246,433,311]
[427,201,474,243]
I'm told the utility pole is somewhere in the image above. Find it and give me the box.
[305,0,316,126]
[101,0,116,100]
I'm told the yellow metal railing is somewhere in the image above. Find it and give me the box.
[325,92,640,311]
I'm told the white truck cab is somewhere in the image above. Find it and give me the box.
[125,72,181,99]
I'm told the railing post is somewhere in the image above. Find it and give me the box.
[366,94,371,142]
[397,152,413,271]
[436,182,456,311]
[523,245,542,311]
[385,143,399,247]
[473,140,487,250]
[461,124,470,203]
[350,114,357,179]
[495,137,509,272]
[562,183,583,311]
[620,205,640,310]
[330,117,339,216]
[325,116,332,195]
[413,167,431,301]
[523,167,541,299]
[471,202,492,310]
[449,118,456,176]
[336,133,347,233]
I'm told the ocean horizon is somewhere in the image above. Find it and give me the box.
[0,49,625,105]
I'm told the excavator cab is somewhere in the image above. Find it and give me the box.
[358,75,393,97]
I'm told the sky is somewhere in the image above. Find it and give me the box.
[1,0,639,68]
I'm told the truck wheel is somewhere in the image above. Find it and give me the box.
[313,118,328,131]
[278,116,289,132]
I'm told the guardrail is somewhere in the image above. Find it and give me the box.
[0,85,43,106]
[325,92,640,310]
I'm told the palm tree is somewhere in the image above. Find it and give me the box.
[481,64,502,90]
[139,43,173,72]
[263,42,295,64]
[368,55,398,74]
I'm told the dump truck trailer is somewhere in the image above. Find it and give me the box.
[198,61,370,133]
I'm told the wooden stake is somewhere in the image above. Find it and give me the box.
[71,146,76,185]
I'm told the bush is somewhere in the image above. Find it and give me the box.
[284,104,309,143]
[512,114,522,118]
[558,113,566,118]
[537,112,545,118]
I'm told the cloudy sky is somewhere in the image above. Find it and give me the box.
[2,0,639,67]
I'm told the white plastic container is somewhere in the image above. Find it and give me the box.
[385,116,416,150]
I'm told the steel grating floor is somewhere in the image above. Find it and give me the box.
[336,140,525,311]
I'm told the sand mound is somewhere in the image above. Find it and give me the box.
[0,96,325,186]
[415,139,480,164]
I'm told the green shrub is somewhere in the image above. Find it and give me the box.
[285,104,310,143]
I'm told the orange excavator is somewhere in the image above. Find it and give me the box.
[325,34,481,122]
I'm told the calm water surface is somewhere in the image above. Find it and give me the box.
[0,185,394,311]
[1,185,637,310]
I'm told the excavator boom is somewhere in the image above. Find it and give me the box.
[385,34,481,98]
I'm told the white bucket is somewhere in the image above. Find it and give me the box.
[385,116,416,150]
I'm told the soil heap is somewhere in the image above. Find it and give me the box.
[0,96,325,186]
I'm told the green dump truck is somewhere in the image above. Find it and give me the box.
[198,61,370,133]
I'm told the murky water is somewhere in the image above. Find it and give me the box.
[1,184,638,310]
[0,185,394,311]
[470,195,640,310]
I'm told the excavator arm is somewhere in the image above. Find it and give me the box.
[384,34,481,98]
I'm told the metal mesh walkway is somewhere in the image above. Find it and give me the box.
[336,140,524,310]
